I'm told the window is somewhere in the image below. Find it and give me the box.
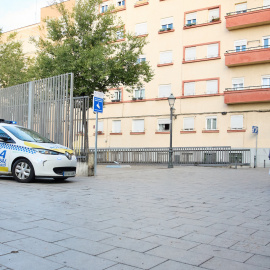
[158,84,171,98]
[159,51,173,64]
[235,2,247,13]
[263,36,270,48]
[112,120,121,133]
[112,90,122,101]
[137,54,146,63]
[184,82,195,96]
[206,80,218,94]
[98,121,104,132]
[186,12,197,25]
[116,0,125,6]
[116,30,124,40]
[158,119,170,131]
[183,117,194,131]
[232,77,244,90]
[132,119,144,132]
[134,88,145,99]
[208,8,220,21]
[262,75,270,88]
[185,47,196,61]
[263,0,270,8]
[101,3,108,13]
[234,40,247,52]
[160,17,173,30]
[231,115,243,130]
[207,43,219,58]
[206,116,217,130]
[0,129,12,141]
[135,22,147,36]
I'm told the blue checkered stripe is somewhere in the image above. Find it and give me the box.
[0,143,36,154]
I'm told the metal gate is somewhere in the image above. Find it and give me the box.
[0,73,89,152]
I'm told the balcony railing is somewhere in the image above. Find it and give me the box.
[184,18,221,28]
[224,85,270,104]
[225,45,270,66]
[226,5,270,30]
[225,45,269,54]
[226,5,270,16]
[225,85,270,91]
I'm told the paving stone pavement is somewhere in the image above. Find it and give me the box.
[0,165,269,270]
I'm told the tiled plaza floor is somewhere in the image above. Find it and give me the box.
[0,165,269,270]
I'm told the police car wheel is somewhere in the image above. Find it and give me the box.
[12,159,35,183]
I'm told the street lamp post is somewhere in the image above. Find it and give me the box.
[168,94,176,168]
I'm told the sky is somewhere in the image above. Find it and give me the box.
[0,0,53,32]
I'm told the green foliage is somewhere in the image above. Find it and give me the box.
[34,0,154,96]
[0,29,34,88]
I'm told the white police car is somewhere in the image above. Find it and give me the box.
[0,119,77,183]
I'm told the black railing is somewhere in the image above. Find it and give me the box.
[225,85,270,91]
[226,5,270,16]
[225,45,270,54]
[88,147,251,166]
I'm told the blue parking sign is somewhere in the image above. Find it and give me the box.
[252,126,258,134]
[93,97,103,113]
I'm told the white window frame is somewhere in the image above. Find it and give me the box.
[113,90,122,101]
[186,12,197,25]
[135,22,147,36]
[98,121,104,132]
[183,117,195,131]
[158,84,171,98]
[206,116,217,130]
[112,120,121,133]
[262,75,270,88]
[206,80,218,94]
[116,0,125,7]
[134,88,145,99]
[132,119,144,132]
[234,39,247,51]
[232,77,244,90]
[160,17,174,30]
[185,47,196,61]
[263,35,270,48]
[235,2,247,13]
[158,118,170,132]
[138,54,146,63]
[208,8,220,21]
[231,115,244,130]
[159,51,173,64]
[263,0,270,8]
[207,43,219,58]
[101,3,108,13]
[184,82,195,96]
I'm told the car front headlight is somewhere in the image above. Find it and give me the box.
[34,149,59,155]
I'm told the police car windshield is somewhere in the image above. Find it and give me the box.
[4,126,53,143]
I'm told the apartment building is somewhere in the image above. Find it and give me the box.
[2,0,270,166]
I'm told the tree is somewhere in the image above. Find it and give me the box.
[0,29,34,88]
[34,0,154,97]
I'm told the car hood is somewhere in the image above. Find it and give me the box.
[23,142,73,154]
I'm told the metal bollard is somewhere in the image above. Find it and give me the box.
[235,156,238,169]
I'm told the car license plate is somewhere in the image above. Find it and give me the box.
[63,171,76,177]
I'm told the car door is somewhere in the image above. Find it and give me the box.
[0,128,12,173]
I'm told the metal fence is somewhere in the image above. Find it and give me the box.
[0,74,90,155]
[89,147,251,166]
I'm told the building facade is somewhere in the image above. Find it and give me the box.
[3,0,270,166]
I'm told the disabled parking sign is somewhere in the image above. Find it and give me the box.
[93,91,104,113]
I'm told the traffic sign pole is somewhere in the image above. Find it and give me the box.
[255,132,258,168]
[94,112,98,176]
[93,91,104,176]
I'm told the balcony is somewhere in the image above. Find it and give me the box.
[224,86,270,104]
[226,6,270,30]
[225,46,270,67]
